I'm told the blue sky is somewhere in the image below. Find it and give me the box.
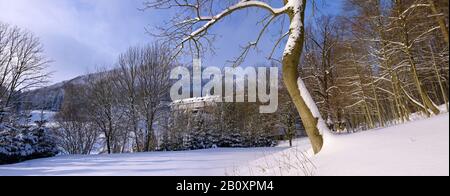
[0,0,342,84]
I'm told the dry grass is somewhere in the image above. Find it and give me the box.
[229,147,317,176]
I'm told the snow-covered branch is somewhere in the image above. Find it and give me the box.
[145,0,290,57]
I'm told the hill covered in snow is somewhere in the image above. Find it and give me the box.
[21,72,105,111]
[238,113,449,176]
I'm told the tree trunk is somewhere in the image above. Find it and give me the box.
[131,107,141,152]
[145,112,156,152]
[283,0,324,154]
[428,0,449,45]
[379,40,407,122]
[398,5,440,116]
[430,44,448,111]
[371,78,384,127]
[105,132,111,154]
[108,120,114,154]
[407,54,440,115]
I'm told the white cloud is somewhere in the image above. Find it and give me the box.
[0,0,157,83]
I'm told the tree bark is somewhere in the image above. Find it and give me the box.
[105,131,111,154]
[283,0,324,154]
[407,54,440,115]
[428,0,449,45]
[430,44,448,111]
[145,111,156,152]
[370,74,384,127]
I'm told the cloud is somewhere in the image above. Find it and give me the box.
[0,0,158,83]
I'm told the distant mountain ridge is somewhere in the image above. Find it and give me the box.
[22,73,97,111]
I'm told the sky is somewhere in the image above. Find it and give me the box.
[0,0,343,85]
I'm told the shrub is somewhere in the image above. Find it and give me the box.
[0,125,59,165]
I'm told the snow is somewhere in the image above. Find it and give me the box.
[315,113,449,176]
[438,104,448,113]
[237,113,449,176]
[297,78,332,140]
[29,110,57,127]
[0,113,447,176]
[30,110,56,123]
[283,0,304,57]
[0,148,286,176]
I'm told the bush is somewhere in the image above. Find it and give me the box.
[0,125,59,165]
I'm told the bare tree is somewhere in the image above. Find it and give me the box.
[114,47,142,152]
[0,23,51,123]
[54,83,98,155]
[85,70,126,154]
[144,0,327,154]
[136,44,172,152]
[302,15,344,131]
[340,0,448,127]
[278,86,300,147]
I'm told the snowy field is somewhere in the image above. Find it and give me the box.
[0,147,288,176]
[29,110,57,127]
[0,113,448,176]
[29,110,56,122]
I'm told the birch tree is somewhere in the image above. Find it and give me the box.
[145,0,328,154]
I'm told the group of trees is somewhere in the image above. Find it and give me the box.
[300,0,448,132]
[0,23,57,164]
[0,124,58,164]
[142,0,448,153]
[160,89,300,151]
[143,0,328,154]
[161,103,275,151]
[56,60,305,154]
[54,44,173,154]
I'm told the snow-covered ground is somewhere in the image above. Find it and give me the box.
[30,110,56,122]
[29,110,57,127]
[315,113,449,176]
[0,147,287,176]
[238,113,449,176]
[0,113,448,176]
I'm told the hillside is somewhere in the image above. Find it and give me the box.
[21,73,104,111]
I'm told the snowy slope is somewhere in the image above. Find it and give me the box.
[315,113,449,176]
[237,113,449,176]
